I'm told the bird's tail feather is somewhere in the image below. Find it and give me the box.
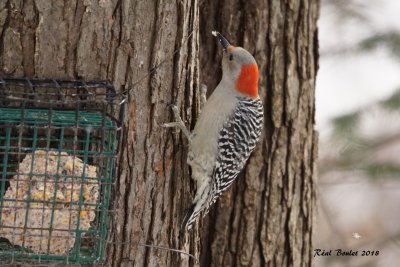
[180,203,196,234]
[180,200,207,234]
[180,180,213,234]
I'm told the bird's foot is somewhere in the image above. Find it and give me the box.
[200,84,207,109]
[161,105,191,141]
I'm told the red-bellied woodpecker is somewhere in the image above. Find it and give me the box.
[163,31,263,233]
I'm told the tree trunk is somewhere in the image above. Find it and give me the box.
[1,1,200,266]
[0,0,319,267]
[198,0,319,266]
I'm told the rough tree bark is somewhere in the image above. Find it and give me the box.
[0,1,200,266]
[0,0,319,267]
[199,0,319,266]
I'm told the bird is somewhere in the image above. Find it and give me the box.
[162,31,263,233]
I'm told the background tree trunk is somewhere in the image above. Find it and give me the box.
[198,0,319,266]
[0,0,319,267]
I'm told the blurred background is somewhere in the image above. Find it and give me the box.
[315,0,400,266]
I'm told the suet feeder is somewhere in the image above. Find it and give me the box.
[0,78,125,264]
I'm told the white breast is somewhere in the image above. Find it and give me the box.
[188,83,239,182]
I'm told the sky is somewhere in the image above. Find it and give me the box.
[316,0,400,133]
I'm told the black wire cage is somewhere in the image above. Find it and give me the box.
[0,78,125,264]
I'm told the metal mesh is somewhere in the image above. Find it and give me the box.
[0,78,125,264]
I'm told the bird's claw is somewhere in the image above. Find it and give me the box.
[161,104,191,141]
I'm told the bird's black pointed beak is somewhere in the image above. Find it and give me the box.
[213,31,231,51]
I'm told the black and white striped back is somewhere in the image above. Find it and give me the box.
[206,96,264,212]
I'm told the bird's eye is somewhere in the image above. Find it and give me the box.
[229,54,234,61]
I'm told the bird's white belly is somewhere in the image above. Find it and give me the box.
[187,88,238,183]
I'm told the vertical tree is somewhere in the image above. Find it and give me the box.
[0,0,318,266]
[198,0,319,266]
[1,1,200,266]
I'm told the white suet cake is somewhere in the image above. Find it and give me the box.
[0,150,99,255]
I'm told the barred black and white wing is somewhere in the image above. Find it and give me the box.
[206,97,263,212]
